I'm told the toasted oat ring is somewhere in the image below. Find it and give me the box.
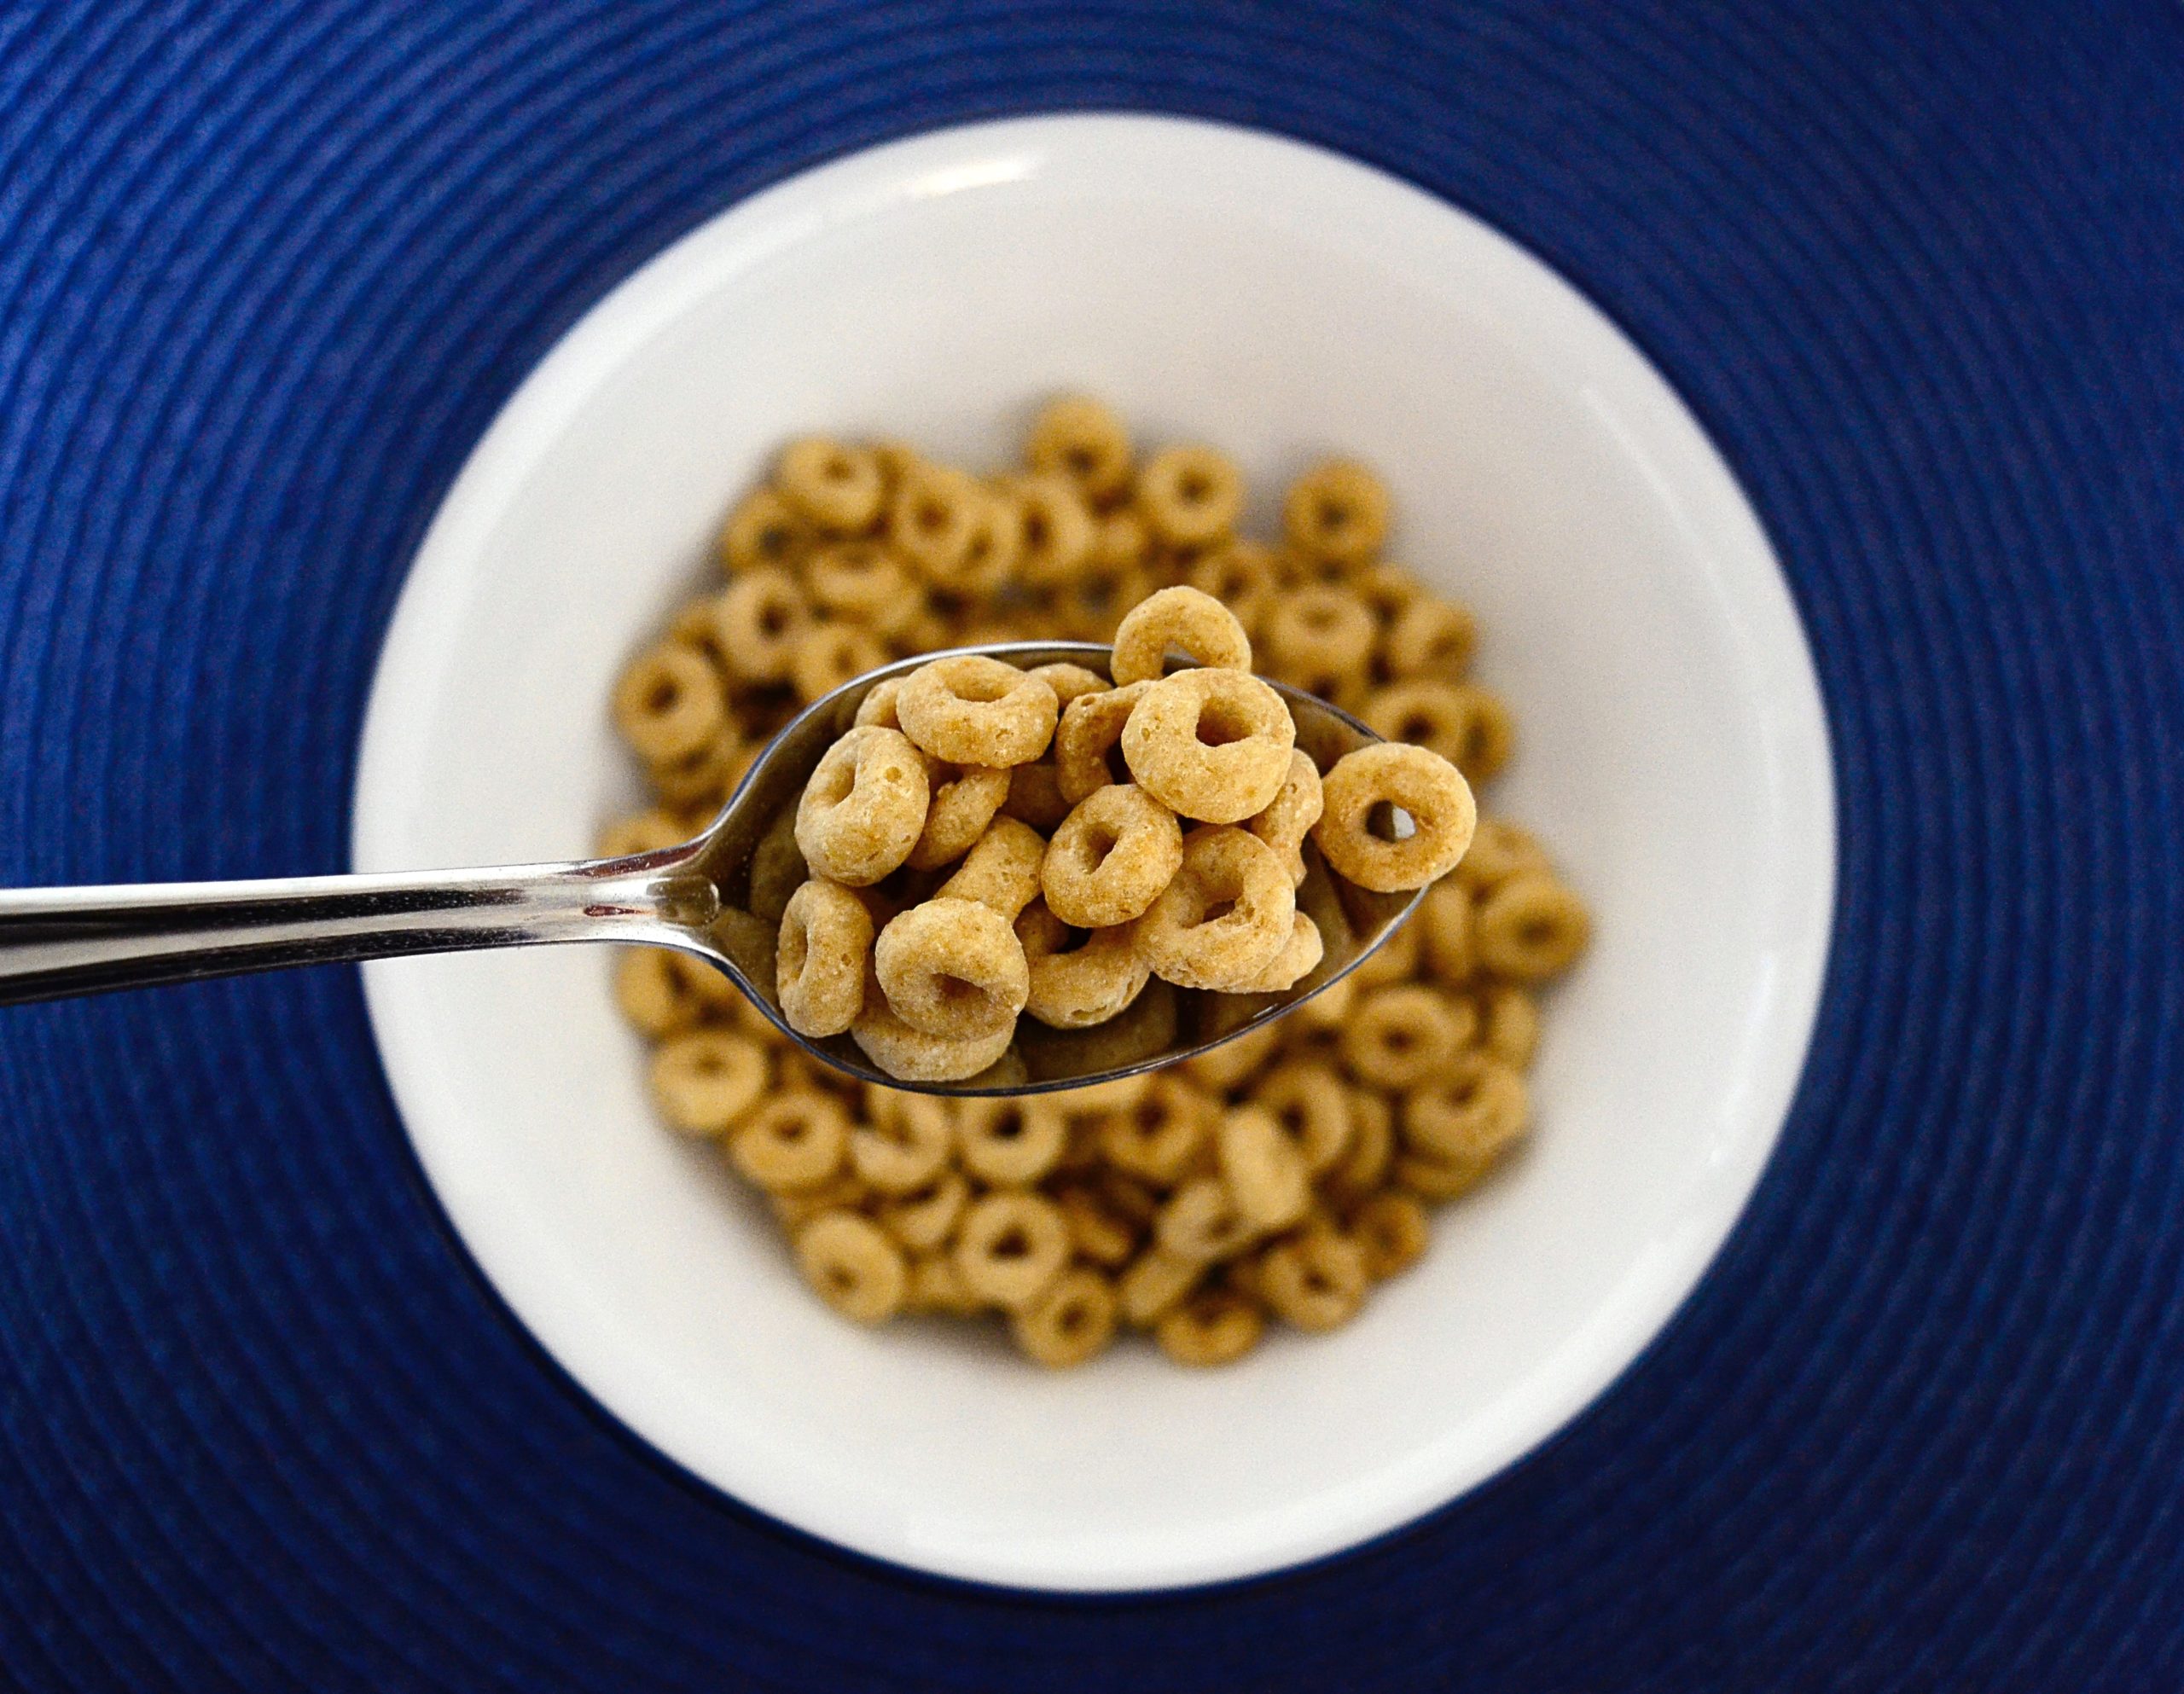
[1098,1073,1217,1186]
[1350,1193,1431,1280]
[1258,1227,1368,1331]
[718,486,815,576]
[793,1210,907,1325]
[852,675,903,730]
[1156,1176,1261,1263]
[1261,587,1375,685]
[934,816,1048,920]
[1339,983,1476,1089]
[1418,878,1476,983]
[1025,394,1133,501]
[1008,473,1097,586]
[789,622,889,705]
[950,1191,1071,1310]
[1154,1288,1263,1366]
[1217,1105,1311,1232]
[1055,1185,1140,1268]
[1244,750,1323,885]
[776,437,885,534]
[1041,784,1183,928]
[1314,742,1477,892]
[1405,1050,1531,1163]
[1184,541,1280,637]
[1136,826,1296,991]
[1136,444,1244,547]
[1383,597,1478,677]
[850,1088,955,1192]
[889,461,988,583]
[1121,669,1296,825]
[614,945,734,1038]
[712,566,812,683]
[1481,983,1542,1069]
[808,540,917,633]
[1282,458,1389,565]
[794,725,931,886]
[613,641,727,763]
[1015,899,1152,1030]
[905,1251,982,1315]
[1000,757,1072,831]
[1322,1090,1395,1204]
[1023,661,1110,707]
[775,879,874,1038]
[648,1028,768,1134]
[878,1168,968,1251]
[1009,1267,1118,1368]
[1474,872,1590,981]
[1054,681,1151,803]
[1235,911,1324,993]
[850,991,1017,1083]
[1454,816,1550,891]
[1108,585,1253,687]
[905,763,1012,871]
[874,897,1028,1041]
[729,1091,851,1191]
[956,1097,1071,1186]
[1449,683,1516,780]
[1252,1060,1355,1175]
[895,655,1060,768]
[1362,677,1484,770]
[1118,1248,1204,1327]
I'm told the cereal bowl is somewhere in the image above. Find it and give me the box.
[353,113,1834,1591]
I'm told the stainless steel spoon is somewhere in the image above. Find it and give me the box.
[0,642,1423,1095]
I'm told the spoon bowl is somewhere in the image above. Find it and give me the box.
[0,641,1421,1096]
[678,641,1422,1094]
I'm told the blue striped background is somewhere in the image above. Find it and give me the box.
[1,3,2180,1687]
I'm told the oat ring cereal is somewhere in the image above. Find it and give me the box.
[850,988,1017,1083]
[1009,1267,1119,1367]
[1339,983,1476,1090]
[1404,1052,1531,1163]
[1237,910,1325,993]
[895,654,1060,768]
[1256,1227,1368,1331]
[1473,872,1592,980]
[712,565,811,683]
[906,762,1012,871]
[951,1191,1072,1309]
[874,896,1030,1041]
[648,1027,767,1134]
[1041,782,1184,929]
[793,725,931,885]
[1217,1105,1311,1232]
[1108,583,1253,687]
[933,815,1048,920]
[612,641,727,763]
[1313,741,1478,892]
[729,1092,851,1192]
[775,879,875,1039]
[849,1089,955,1192]
[794,1210,908,1324]
[1244,749,1324,885]
[1360,677,1479,771]
[1015,900,1152,1029]
[1054,680,1151,803]
[956,1097,1071,1187]
[1155,1289,1263,1366]
[1136,826,1296,991]
[1120,668,1296,825]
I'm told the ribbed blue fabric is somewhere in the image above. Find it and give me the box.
[1,3,2180,1687]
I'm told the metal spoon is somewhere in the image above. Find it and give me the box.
[0,642,1424,1095]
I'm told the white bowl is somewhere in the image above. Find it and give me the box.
[353,113,1834,1592]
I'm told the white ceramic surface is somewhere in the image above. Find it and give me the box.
[353,114,1834,1592]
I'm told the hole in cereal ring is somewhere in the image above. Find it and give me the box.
[1064,446,1096,475]
[1194,701,1252,748]
[1103,743,1131,786]
[1197,897,1239,926]
[993,1228,1030,1260]
[822,454,852,481]
[1178,471,1211,502]
[759,606,788,636]
[916,500,948,532]
[645,680,680,711]
[1365,801,1417,842]
[990,1110,1025,1141]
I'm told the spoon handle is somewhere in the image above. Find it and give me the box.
[0,854,714,1005]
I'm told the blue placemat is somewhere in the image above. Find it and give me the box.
[3,2,2181,1688]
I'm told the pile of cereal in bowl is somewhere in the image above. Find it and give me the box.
[601,398,1591,1366]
